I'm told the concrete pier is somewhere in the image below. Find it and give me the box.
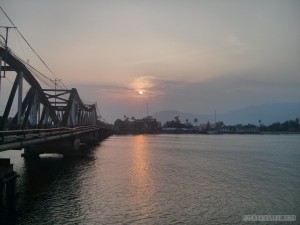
[0,158,18,215]
[22,137,81,158]
[21,128,114,158]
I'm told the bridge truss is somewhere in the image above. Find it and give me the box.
[0,46,97,130]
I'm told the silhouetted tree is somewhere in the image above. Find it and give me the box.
[258,120,262,127]
[164,116,186,128]
[114,119,129,131]
[194,118,198,126]
[216,121,224,128]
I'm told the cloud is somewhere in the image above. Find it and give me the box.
[151,75,300,114]
[76,76,171,102]
[227,33,248,48]
[79,83,130,91]
[73,73,300,123]
[228,34,246,47]
[129,76,168,97]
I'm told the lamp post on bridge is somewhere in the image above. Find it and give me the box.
[51,79,61,106]
[51,79,61,119]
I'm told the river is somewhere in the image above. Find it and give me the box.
[0,134,299,224]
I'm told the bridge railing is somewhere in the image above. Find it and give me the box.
[0,125,100,152]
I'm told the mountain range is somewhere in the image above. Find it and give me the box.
[152,102,300,125]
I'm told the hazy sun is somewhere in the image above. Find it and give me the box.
[138,90,143,95]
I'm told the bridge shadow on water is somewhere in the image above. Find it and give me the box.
[3,143,102,225]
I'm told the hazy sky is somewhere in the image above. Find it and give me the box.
[1,0,299,122]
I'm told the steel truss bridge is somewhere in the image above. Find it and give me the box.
[0,46,112,155]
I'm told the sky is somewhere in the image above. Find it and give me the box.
[0,0,300,123]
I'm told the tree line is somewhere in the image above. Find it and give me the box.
[163,116,300,132]
[113,115,300,133]
[114,115,161,132]
[259,118,300,132]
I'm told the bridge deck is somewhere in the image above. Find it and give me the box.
[0,126,100,152]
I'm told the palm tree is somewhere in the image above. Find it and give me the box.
[174,116,181,128]
[216,121,224,127]
[194,118,198,126]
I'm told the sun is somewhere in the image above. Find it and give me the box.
[138,90,143,95]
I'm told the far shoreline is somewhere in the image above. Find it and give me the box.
[115,131,300,135]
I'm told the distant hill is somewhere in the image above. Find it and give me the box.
[152,102,300,125]
[152,110,212,125]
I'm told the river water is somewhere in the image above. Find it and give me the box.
[0,134,299,224]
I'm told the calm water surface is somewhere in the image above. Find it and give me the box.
[1,134,299,224]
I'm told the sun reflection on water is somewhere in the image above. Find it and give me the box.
[132,135,150,189]
[131,135,155,212]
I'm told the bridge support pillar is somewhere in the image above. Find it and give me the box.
[0,159,18,214]
[80,131,100,145]
[62,137,81,157]
[21,149,40,159]
[22,137,81,158]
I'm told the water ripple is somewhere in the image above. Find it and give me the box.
[0,134,298,224]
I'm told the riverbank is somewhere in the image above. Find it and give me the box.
[115,130,300,135]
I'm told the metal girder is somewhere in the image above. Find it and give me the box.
[45,88,97,127]
[1,73,20,129]
[11,87,34,126]
[0,66,14,71]
[0,47,59,129]
[0,47,98,130]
